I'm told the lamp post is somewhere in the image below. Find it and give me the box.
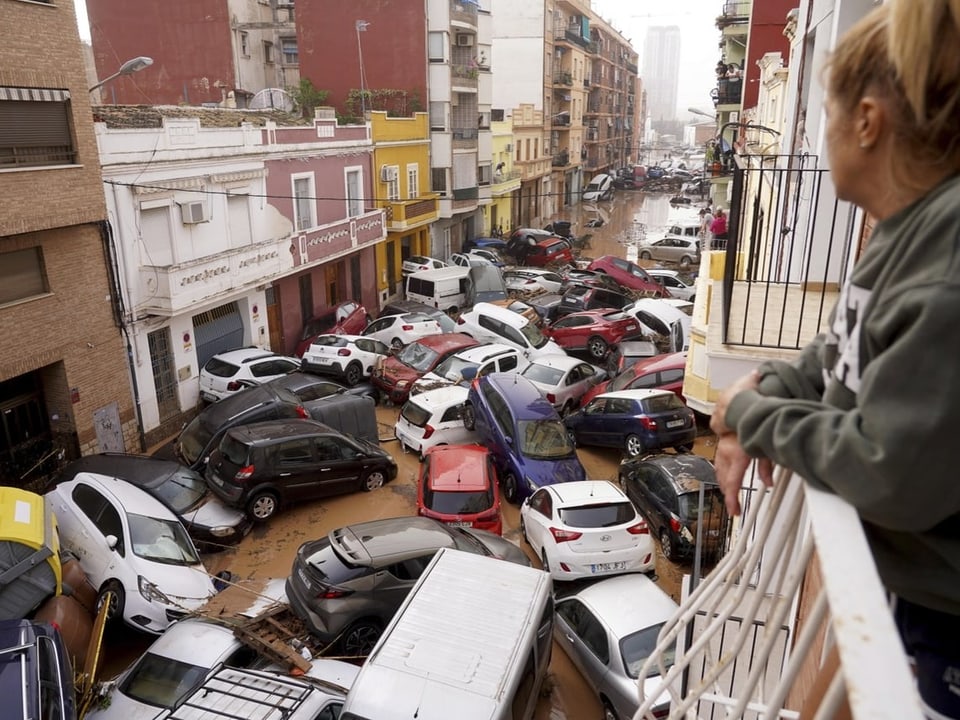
[355,20,370,120]
[687,107,715,120]
[89,56,153,94]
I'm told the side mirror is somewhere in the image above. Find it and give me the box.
[105,534,119,550]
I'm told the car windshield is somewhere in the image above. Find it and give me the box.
[397,342,440,372]
[517,420,576,459]
[118,653,208,708]
[519,322,550,349]
[152,469,207,513]
[559,501,635,528]
[610,370,643,392]
[302,311,336,339]
[678,489,725,522]
[433,355,476,381]
[621,623,676,679]
[432,313,457,333]
[128,513,200,565]
[178,416,213,466]
[424,486,495,515]
[522,363,564,385]
[641,394,685,413]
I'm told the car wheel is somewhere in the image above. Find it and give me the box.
[640,250,652,260]
[560,400,574,417]
[675,442,694,453]
[541,550,550,574]
[520,516,529,543]
[340,619,383,657]
[625,434,644,457]
[501,471,519,505]
[344,362,363,387]
[361,469,386,492]
[601,698,620,720]
[462,402,476,431]
[247,491,279,522]
[390,337,403,352]
[660,529,677,562]
[587,335,608,360]
[680,255,694,269]
[97,580,125,624]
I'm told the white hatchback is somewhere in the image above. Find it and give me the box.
[411,342,529,395]
[456,302,564,359]
[401,255,447,276]
[300,334,391,386]
[394,385,478,459]
[519,354,606,416]
[503,268,564,295]
[199,348,300,402]
[45,472,218,634]
[647,268,697,301]
[361,312,442,351]
[519,480,655,581]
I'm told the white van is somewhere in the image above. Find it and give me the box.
[339,547,554,720]
[582,173,614,202]
[455,302,564,359]
[405,266,473,315]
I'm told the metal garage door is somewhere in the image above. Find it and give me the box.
[193,302,244,369]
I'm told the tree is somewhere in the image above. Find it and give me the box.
[287,79,329,120]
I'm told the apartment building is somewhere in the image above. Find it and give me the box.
[0,0,138,487]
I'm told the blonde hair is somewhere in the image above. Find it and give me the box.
[828,0,960,184]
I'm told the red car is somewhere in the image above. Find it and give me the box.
[543,310,641,361]
[372,333,478,404]
[580,351,687,406]
[294,300,370,357]
[525,237,575,267]
[417,444,502,535]
[586,255,669,297]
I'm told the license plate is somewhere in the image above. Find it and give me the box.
[201,392,218,403]
[591,561,627,573]
[297,567,310,589]
[448,521,473,528]
[625,324,637,331]
[666,419,685,428]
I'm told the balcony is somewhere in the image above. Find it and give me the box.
[625,60,638,74]
[451,126,479,148]
[717,0,751,27]
[551,151,570,167]
[383,193,440,232]
[583,78,591,88]
[491,168,521,195]
[449,0,478,26]
[451,64,479,89]
[633,466,921,719]
[552,70,574,87]
[551,113,571,128]
[715,77,743,106]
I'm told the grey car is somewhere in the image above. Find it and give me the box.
[554,573,679,720]
[637,236,701,269]
[285,516,530,656]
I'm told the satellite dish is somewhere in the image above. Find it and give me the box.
[249,88,295,112]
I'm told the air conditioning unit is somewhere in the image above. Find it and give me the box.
[456,34,474,47]
[380,165,398,182]
[180,201,208,224]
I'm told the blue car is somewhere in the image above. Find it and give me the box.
[565,388,697,457]
[462,236,509,252]
[462,373,586,504]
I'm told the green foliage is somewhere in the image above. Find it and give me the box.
[287,79,329,119]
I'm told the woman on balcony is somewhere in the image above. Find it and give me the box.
[710,1,960,717]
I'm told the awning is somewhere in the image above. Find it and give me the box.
[0,87,70,102]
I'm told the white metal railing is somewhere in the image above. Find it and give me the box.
[633,466,923,720]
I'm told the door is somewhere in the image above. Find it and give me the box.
[193,302,244,369]
[311,436,362,495]
[523,489,552,557]
[555,598,612,692]
[386,241,398,296]
[265,285,284,352]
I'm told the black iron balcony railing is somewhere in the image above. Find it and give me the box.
[715,77,743,105]
[451,127,479,141]
[625,61,638,74]
[552,151,569,167]
[553,71,573,86]
[721,154,858,350]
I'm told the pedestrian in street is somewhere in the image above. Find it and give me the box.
[709,207,727,249]
[709,1,960,717]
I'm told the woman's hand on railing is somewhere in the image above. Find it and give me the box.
[713,434,773,516]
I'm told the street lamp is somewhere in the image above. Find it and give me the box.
[89,56,153,93]
[355,20,370,120]
[687,107,715,120]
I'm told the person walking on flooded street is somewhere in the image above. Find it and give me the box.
[709,1,960,717]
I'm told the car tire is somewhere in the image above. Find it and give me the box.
[675,442,694,453]
[587,335,608,360]
[640,250,653,260]
[344,362,363,387]
[462,402,476,431]
[625,434,644,457]
[247,491,279,522]
[560,400,575,418]
[680,255,694,269]
[390,338,403,352]
[660,529,677,562]
[601,698,620,720]
[340,619,383,657]
[361,469,386,492]
[97,580,125,624]
[501,471,519,505]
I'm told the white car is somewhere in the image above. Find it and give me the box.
[553,574,679,720]
[519,354,606,416]
[520,480,655,581]
[300,334,391,386]
[395,385,478,459]
[411,342,529,395]
[199,348,300,402]
[86,616,359,720]
[503,268,564,295]
[450,251,496,268]
[401,255,447,276]
[45,473,218,634]
[622,297,692,352]
[361,312,442,351]
[456,302,564,359]
[647,268,697,301]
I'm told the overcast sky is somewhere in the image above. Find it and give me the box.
[591,0,721,120]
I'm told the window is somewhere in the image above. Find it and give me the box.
[0,247,48,305]
[0,88,76,168]
[263,41,274,63]
[406,164,419,199]
[429,101,445,131]
[37,636,65,720]
[227,193,252,248]
[385,166,400,201]
[280,37,298,64]
[278,439,312,465]
[345,168,363,217]
[240,32,250,57]
[431,167,447,193]
[478,163,491,186]
[292,175,314,231]
[427,32,445,62]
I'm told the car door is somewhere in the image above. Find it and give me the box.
[522,488,553,557]
[574,397,606,444]
[372,553,436,615]
[272,437,323,503]
[312,436,362,495]
[555,598,613,695]
[565,363,598,407]
[59,482,124,584]
[250,358,299,383]
[598,397,633,447]
[361,316,393,344]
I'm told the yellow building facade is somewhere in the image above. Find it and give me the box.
[370,111,439,305]
[488,118,522,235]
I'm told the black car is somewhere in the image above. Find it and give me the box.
[525,293,565,325]
[176,384,307,471]
[241,371,380,405]
[52,453,252,549]
[377,300,457,333]
[557,284,634,318]
[0,620,76,720]
[205,418,398,522]
[618,453,729,562]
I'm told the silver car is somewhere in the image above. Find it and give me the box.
[638,236,701,269]
[554,573,679,720]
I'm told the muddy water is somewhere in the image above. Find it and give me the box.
[101,189,717,719]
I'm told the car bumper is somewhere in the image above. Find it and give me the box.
[206,472,245,507]
[372,376,410,404]
[285,576,337,643]
[549,544,655,581]
[123,591,209,635]
[187,518,253,547]
[301,359,347,378]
